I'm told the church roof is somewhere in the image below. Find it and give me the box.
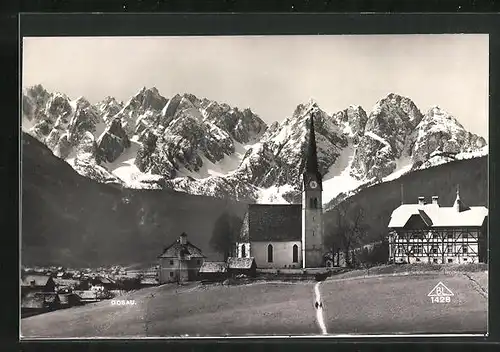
[239,204,302,242]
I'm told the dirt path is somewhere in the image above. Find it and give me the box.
[314,282,327,334]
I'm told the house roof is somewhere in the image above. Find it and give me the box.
[74,290,98,300]
[21,275,53,287]
[199,262,228,273]
[389,203,488,228]
[227,257,256,269]
[140,278,159,285]
[239,204,302,242]
[158,237,205,259]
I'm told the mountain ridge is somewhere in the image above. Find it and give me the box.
[22,85,487,205]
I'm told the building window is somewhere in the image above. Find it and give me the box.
[463,246,468,254]
[447,232,453,239]
[170,260,174,265]
[464,258,468,261]
[447,246,452,254]
[416,258,420,262]
[432,233,439,239]
[432,246,438,254]
[241,244,246,258]
[169,272,174,277]
[293,244,299,263]
[314,198,318,208]
[267,244,273,263]
[433,259,438,263]
[448,259,453,263]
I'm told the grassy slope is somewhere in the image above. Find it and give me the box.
[321,272,487,334]
[21,132,248,267]
[21,282,317,338]
[323,156,488,244]
[21,266,487,337]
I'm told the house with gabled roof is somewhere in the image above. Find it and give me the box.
[234,112,326,269]
[157,232,205,283]
[198,261,228,282]
[21,275,56,296]
[227,257,257,277]
[388,187,488,264]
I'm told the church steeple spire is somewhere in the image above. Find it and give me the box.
[304,112,322,189]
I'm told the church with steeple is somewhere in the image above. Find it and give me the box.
[234,113,326,269]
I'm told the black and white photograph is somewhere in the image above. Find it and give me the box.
[20,34,488,338]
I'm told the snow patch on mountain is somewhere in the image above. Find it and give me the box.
[322,141,365,205]
[382,155,413,182]
[258,184,295,204]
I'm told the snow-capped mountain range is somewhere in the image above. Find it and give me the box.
[22,85,488,206]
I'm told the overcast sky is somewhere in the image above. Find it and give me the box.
[23,34,489,139]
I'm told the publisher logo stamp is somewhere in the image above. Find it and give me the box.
[428,282,454,303]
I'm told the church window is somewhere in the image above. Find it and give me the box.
[241,244,246,258]
[293,244,298,263]
[314,198,318,208]
[267,244,273,263]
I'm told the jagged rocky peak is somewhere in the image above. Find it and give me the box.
[350,94,423,181]
[97,96,124,120]
[367,93,423,131]
[24,84,51,101]
[46,92,72,118]
[127,86,168,112]
[410,106,487,165]
[97,118,131,163]
[332,105,368,138]
[247,99,347,193]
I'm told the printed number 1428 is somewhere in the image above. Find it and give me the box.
[431,296,451,303]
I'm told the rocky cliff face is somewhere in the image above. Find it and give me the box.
[22,86,487,205]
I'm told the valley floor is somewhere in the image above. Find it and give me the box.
[21,268,487,338]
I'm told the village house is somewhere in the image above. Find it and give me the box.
[235,111,325,269]
[21,275,56,296]
[388,188,488,264]
[198,262,229,282]
[227,257,257,277]
[157,232,205,284]
[21,292,61,318]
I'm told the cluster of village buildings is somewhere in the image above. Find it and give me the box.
[20,265,158,318]
[22,113,489,317]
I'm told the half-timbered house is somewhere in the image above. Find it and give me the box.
[388,188,488,264]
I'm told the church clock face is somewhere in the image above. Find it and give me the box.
[309,180,318,189]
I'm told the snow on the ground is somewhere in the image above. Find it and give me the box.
[321,141,364,205]
[257,184,295,204]
[22,117,35,132]
[177,141,253,179]
[455,145,488,160]
[365,131,391,147]
[382,155,413,182]
[100,137,163,187]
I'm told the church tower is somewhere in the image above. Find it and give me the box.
[301,112,325,268]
